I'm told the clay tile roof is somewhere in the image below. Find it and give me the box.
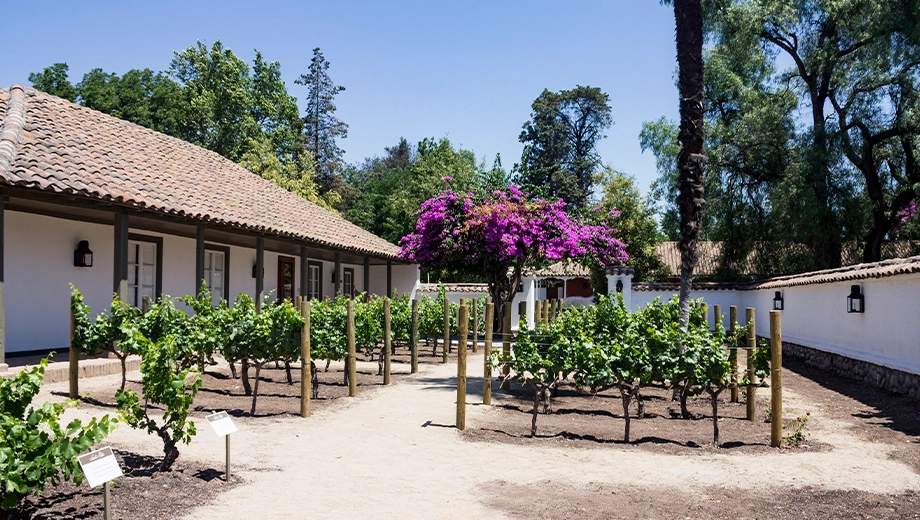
[633,282,739,292]
[417,283,490,293]
[656,241,722,276]
[743,255,920,290]
[0,85,402,260]
[527,261,592,277]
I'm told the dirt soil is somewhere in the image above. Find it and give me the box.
[16,451,240,520]
[19,350,920,519]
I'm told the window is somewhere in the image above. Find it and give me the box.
[307,261,322,300]
[278,256,295,301]
[204,246,229,306]
[127,236,161,308]
[343,267,355,297]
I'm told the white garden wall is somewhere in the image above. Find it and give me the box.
[632,273,920,376]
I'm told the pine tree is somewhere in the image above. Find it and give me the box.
[296,48,348,196]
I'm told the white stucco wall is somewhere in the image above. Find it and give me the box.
[629,275,920,375]
[4,210,418,354]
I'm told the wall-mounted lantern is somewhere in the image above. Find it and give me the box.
[847,285,865,313]
[773,291,784,311]
[251,265,263,279]
[73,240,93,268]
[615,279,624,293]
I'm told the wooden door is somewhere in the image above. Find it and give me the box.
[278,256,295,301]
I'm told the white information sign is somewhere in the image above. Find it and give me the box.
[206,411,238,437]
[77,447,123,488]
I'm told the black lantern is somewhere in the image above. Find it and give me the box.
[73,240,93,267]
[773,291,784,310]
[847,285,864,313]
[251,264,263,278]
[615,279,624,293]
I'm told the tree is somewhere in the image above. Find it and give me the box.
[398,185,627,333]
[715,0,920,265]
[27,63,77,101]
[592,167,668,284]
[296,48,348,196]
[342,137,497,246]
[76,68,183,136]
[169,40,259,161]
[517,86,613,208]
[240,138,334,210]
[673,0,707,333]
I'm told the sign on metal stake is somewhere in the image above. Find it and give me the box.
[206,411,238,481]
[78,446,123,520]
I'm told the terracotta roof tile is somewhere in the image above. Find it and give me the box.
[744,255,920,290]
[0,85,402,259]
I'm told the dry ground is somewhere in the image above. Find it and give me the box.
[17,350,920,519]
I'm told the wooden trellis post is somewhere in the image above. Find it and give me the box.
[729,305,739,403]
[471,300,478,353]
[383,298,392,385]
[712,304,721,332]
[745,307,756,421]
[456,303,468,430]
[410,298,419,374]
[347,300,357,397]
[770,310,783,447]
[483,303,494,405]
[300,300,311,418]
[518,301,526,331]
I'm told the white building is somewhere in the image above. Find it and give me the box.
[0,85,419,360]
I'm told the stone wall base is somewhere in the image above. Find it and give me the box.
[781,341,920,400]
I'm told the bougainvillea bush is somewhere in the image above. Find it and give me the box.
[399,185,628,331]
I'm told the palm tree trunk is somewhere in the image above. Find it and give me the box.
[673,0,706,336]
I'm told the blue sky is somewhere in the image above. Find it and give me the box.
[0,1,679,196]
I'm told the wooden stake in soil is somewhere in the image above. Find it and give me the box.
[347,300,357,397]
[458,299,466,354]
[410,298,419,374]
[383,298,392,385]
[712,304,721,332]
[69,294,79,399]
[500,301,512,390]
[542,299,549,326]
[442,297,450,363]
[745,307,756,421]
[729,305,739,403]
[456,304,468,430]
[300,300,311,418]
[770,310,783,447]
[483,303,494,405]
[471,300,478,353]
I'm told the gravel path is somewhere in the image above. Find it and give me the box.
[42,353,920,519]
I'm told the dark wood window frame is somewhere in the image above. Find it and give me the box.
[277,255,296,302]
[128,233,163,301]
[204,243,230,302]
[343,267,355,298]
[308,261,323,300]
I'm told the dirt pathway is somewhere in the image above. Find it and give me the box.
[44,353,920,519]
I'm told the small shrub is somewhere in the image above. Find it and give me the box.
[0,360,116,517]
[784,411,811,446]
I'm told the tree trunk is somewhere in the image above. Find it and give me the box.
[118,352,127,392]
[706,385,724,446]
[156,425,180,472]
[310,360,319,399]
[285,360,293,385]
[680,385,690,419]
[619,385,633,443]
[673,0,706,336]
[636,389,645,418]
[250,361,262,416]
[241,358,252,396]
[229,361,238,379]
[530,383,541,437]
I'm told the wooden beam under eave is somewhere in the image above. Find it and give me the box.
[300,245,310,301]
[0,192,5,366]
[113,212,129,302]
[334,251,342,296]
[255,237,265,312]
[364,256,370,300]
[195,225,205,296]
